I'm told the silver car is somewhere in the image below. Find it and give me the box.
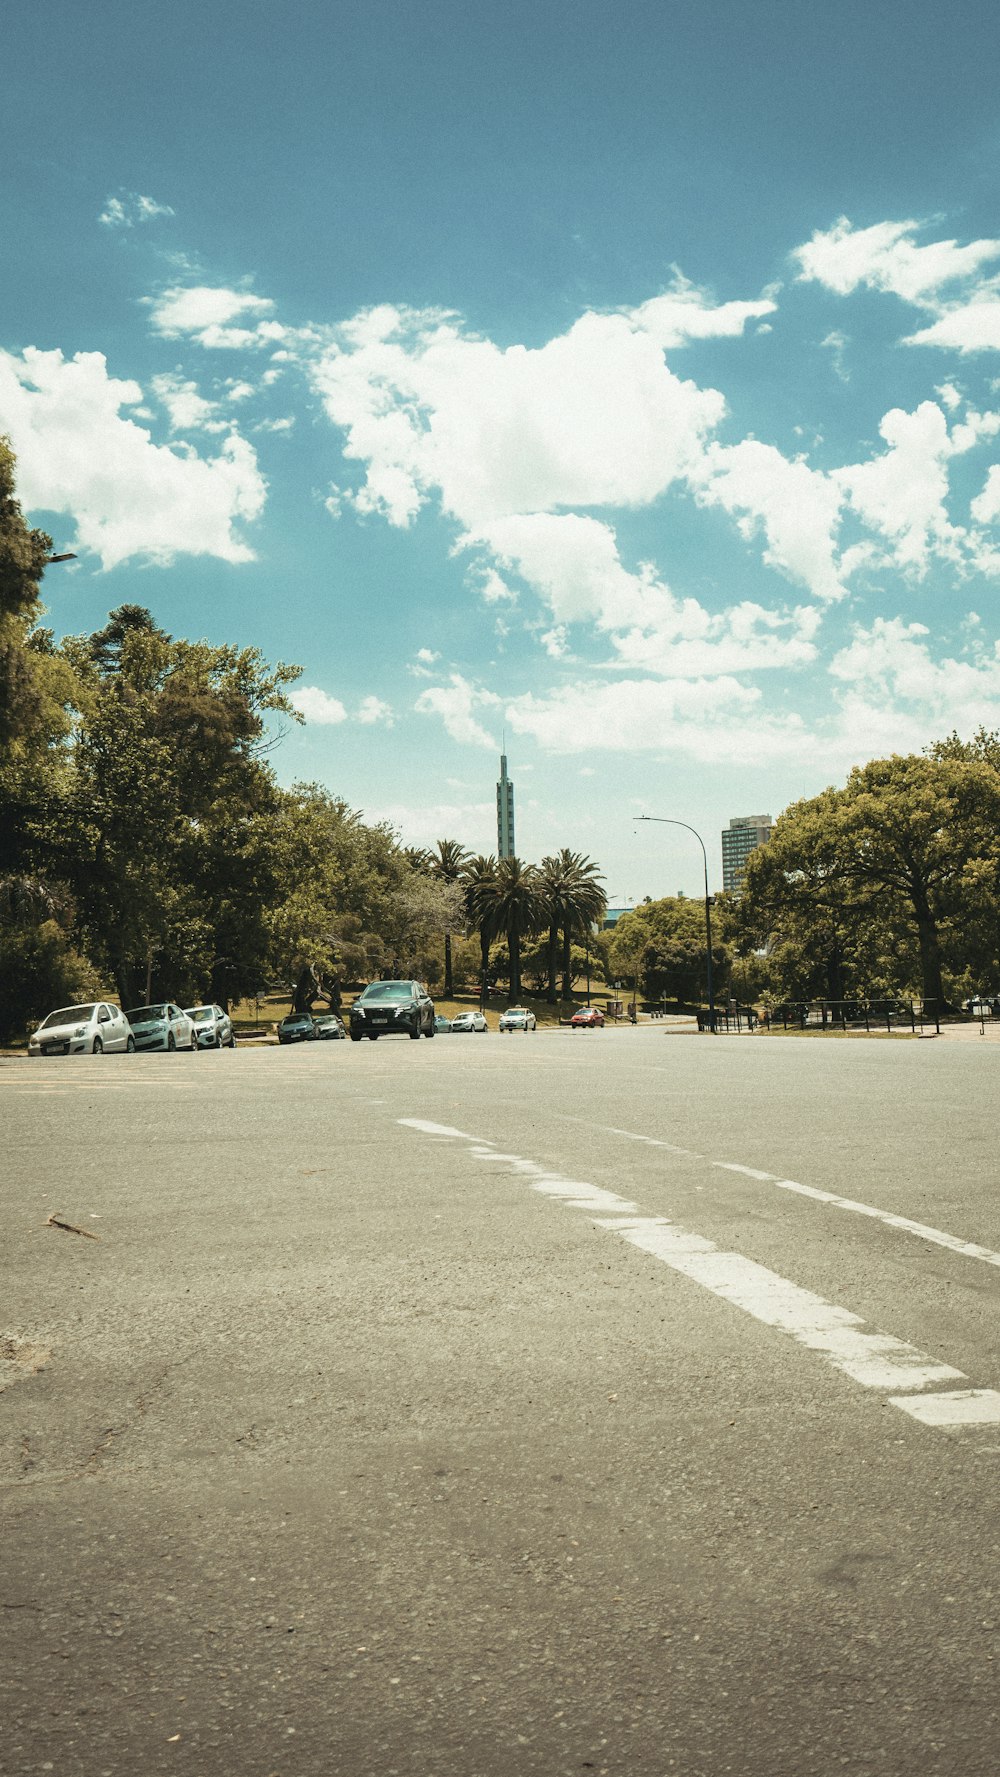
[450,1010,488,1033]
[184,1003,236,1048]
[125,1003,198,1052]
[28,1002,134,1057]
[498,1006,537,1032]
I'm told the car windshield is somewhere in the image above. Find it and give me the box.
[187,1007,213,1022]
[360,983,415,1001]
[282,1015,310,1025]
[41,1005,96,1028]
[126,1006,167,1023]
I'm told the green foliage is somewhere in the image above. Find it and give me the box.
[608,898,729,1005]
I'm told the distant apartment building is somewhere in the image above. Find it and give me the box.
[496,753,515,859]
[721,814,772,894]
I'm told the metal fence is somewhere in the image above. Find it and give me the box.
[697,999,936,1034]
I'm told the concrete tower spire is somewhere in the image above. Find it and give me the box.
[496,744,515,859]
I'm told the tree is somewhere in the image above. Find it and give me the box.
[462,856,499,1003]
[473,856,543,1002]
[739,752,1000,1008]
[548,850,607,999]
[430,839,470,997]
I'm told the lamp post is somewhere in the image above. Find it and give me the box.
[46,553,77,564]
[636,816,716,1033]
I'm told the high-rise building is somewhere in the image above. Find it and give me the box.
[721,814,772,894]
[497,753,515,859]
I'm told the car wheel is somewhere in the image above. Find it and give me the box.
[424,1022,435,1037]
[228,1034,236,1048]
[92,1036,103,1055]
[126,1035,135,1053]
[369,1032,379,1041]
[215,1033,222,1049]
[409,1027,420,1039]
[167,1033,176,1052]
[350,1033,362,1042]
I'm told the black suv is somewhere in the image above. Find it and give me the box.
[349,980,435,1041]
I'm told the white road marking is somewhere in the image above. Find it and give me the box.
[712,1163,1000,1271]
[399,1119,992,1432]
[890,1389,1000,1427]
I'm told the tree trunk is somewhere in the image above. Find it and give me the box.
[561,925,572,999]
[546,921,559,1003]
[509,926,522,1002]
[114,956,138,1010]
[444,931,453,999]
[912,886,948,1011]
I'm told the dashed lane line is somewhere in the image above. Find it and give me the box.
[559,1114,1000,1276]
[398,1118,1000,1433]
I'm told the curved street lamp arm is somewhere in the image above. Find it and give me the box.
[634,814,716,1032]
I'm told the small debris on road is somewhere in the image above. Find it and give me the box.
[45,1212,100,1240]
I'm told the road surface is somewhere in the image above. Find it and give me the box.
[2,1025,999,1776]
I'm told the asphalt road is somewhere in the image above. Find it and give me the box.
[2,1024,1000,1777]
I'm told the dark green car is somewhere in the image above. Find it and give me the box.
[349,979,435,1041]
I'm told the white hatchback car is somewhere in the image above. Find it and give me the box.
[498,1006,537,1032]
[124,1003,198,1052]
[28,1002,134,1057]
[450,1010,489,1033]
[184,1003,236,1048]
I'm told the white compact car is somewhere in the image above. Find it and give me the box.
[184,1003,236,1048]
[29,1002,134,1057]
[450,1010,488,1033]
[124,1003,198,1052]
[498,1006,537,1033]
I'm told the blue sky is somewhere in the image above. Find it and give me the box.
[5,0,1000,895]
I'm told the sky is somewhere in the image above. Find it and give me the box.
[4,0,1000,896]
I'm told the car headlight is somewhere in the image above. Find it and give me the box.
[73,1025,88,1037]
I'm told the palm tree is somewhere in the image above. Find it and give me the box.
[475,856,543,1003]
[538,853,578,1004]
[430,838,470,997]
[462,855,499,1005]
[554,850,607,1000]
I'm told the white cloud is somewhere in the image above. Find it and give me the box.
[152,372,227,433]
[905,302,1000,354]
[290,686,348,724]
[414,673,499,748]
[311,300,729,530]
[794,217,1000,304]
[504,675,807,763]
[693,440,846,601]
[148,286,285,350]
[626,285,777,348]
[99,191,174,229]
[832,401,962,576]
[0,347,266,568]
[357,695,394,726]
[828,616,1000,739]
[971,464,1000,525]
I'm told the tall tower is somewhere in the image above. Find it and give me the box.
[497,751,515,859]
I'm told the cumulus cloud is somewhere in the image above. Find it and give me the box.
[905,303,1000,354]
[693,439,846,601]
[289,686,348,724]
[503,675,807,763]
[152,372,227,432]
[414,673,499,747]
[794,217,1000,304]
[357,695,394,725]
[832,401,962,576]
[0,347,266,568]
[148,286,286,350]
[827,616,1000,746]
[99,192,174,228]
[311,301,729,529]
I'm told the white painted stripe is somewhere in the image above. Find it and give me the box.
[889,1390,1000,1427]
[600,1218,963,1392]
[398,1118,984,1426]
[710,1159,1000,1271]
[570,1119,701,1159]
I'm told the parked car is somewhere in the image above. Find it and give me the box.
[125,1003,198,1051]
[28,1002,134,1057]
[498,1006,537,1033]
[450,1010,488,1033]
[434,1014,453,1033]
[349,979,435,1041]
[570,1006,605,1029]
[184,1003,235,1048]
[277,1013,318,1044]
[314,1012,347,1040]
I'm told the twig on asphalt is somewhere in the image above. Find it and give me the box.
[45,1212,100,1240]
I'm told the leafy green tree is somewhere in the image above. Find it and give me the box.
[430,839,470,996]
[740,754,1000,1008]
[462,855,499,1002]
[473,856,543,1002]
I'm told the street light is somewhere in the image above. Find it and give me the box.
[46,553,77,564]
[636,816,716,1034]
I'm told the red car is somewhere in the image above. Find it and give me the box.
[570,1006,605,1028]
